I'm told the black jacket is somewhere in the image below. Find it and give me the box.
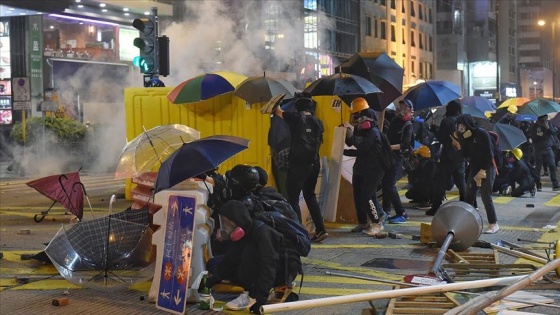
[438,115,464,163]
[456,115,493,171]
[345,126,384,174]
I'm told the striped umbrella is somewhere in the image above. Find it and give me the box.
[167,71,248,104]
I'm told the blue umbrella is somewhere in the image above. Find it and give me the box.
[154,135,250,193]
[460,96,496,113]
[490,123,527,151]
[402,81,461,111]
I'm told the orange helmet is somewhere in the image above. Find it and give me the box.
[414,145,431,158]
[350,97,369,114]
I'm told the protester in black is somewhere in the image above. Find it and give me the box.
[344,97,386,236]
[453,114,499,234]
[506,148,537,197]
[274,97,328,242]
[530,115,559,191]
[426,100,466,216]
[205,200,301,313]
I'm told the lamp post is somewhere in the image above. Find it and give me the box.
[533,81,538,98]
[537,19,556,100]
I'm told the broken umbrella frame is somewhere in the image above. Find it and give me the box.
[26,168,94,223]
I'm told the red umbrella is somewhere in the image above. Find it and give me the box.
[26,171,87,222]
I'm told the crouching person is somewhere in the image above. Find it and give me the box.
[205,200,301,314]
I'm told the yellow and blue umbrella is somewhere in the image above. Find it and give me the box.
[167,71,247,104]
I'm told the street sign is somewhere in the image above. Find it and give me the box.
[156,195,196,315]
[13,101,31,110]
[40,101,58,112]
[12,77,31,102]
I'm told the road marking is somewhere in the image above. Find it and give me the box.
[545,194,560,207]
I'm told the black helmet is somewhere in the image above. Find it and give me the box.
[226,164,259,195]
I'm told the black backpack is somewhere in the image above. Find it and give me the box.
[376,130,397,171]
[290,115,324,164]
[254,211,311,257]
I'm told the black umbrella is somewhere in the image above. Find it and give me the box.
[336,52,404,111]
[303,72,382,97]
[234,77,296,104]
[489,123,527,151]
[154,135,250,193]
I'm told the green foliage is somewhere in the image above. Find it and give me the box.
[10,117,87,145]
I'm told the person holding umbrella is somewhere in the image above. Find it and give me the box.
[274,96,328,242]
[529,115,559,191]
[452,114,499,234]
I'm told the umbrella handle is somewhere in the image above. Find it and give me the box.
[58,174,78,216]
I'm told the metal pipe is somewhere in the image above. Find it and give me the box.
[432,232,454,274]
[261,275,525,313]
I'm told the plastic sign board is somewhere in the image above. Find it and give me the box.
[156,195,196,314]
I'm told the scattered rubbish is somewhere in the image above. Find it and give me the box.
[139,296,145,301]
[212,306,224,311]
[19,229,30,235]
[375,232,388,239]
[533,228,539,232]
[526,204,535,208]
[542,225,556,229]
[52,298,69,306]
[362,258,432,270]
[15,276,29,284]
[62,288,69,295]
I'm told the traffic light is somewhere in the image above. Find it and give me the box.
[158,35,170,77]
[133,15,156,74]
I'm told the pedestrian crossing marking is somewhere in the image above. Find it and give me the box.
[494,196,515,204]
[545,194,560,207]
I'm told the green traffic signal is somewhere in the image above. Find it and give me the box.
[133,16,156,75]
[133,56,154,73]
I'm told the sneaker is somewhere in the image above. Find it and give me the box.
[311,230,329,242]
[504,186,512,196]
[530,187,537,197]
[425,208,438,216]
[483,223,500,234]
[351,223,369,233]
[388,215,407,224]
[225,291,256,311]
[415,202,432,210]
[362,223,384,236]
[378,211,388,224]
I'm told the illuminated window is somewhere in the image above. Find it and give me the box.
[304,0,317,10]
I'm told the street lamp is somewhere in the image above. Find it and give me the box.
[533,81,538,98]
[537,19,557,100]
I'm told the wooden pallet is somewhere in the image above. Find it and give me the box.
[441,263,537,281]
[445,249,499,264]
[385,286,461,315]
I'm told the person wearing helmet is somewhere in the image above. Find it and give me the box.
[426,99,466,216]
[274,96,328,242]
[453,114,499,234]
[405,145,437,205]
[505,148,537,197]
[344,97,387,236]
[226,164,260,200]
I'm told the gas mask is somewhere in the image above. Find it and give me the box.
[351,114,373,130]
[456,123,472,139]
[217,215,245,242]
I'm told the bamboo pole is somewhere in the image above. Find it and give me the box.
[491,244,548,264]
[261,275,525,314]
[445,258,560,315]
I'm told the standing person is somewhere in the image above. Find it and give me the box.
[530,115,559,191]
[426,100,466,216]
[268,107,292,198]
[274,97,328,242]
[344,97,387,236]
[384,99,414,224]
[452,114,499,234]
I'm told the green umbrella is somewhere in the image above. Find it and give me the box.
[517,98,560,117]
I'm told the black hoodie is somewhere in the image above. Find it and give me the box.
[455,114,494,171]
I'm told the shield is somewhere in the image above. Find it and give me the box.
[154,135,250,193]
[460,96,496,113]
[303,73,382,97]
[497,97,530,109]
[27,171,92,222]
[167,71,248,104]
[335,52,404,111]
[44,215,155,290]
[490,123,527,151]
[114,124,200,180]
[516,98,560,117]
[402,81,461,111]
[234,77,296,104]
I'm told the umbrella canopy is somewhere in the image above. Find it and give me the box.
[27,172,85,220]
[45,216,155,290]
[497,97,530,109]
[233,77,296,104]
[303,73,382,97]
[551,112,560,128]
[516,98,560,117]
[460,96,496,113]
[335,52,404,111]
[490,123,527,151]
[402,81,461,111]
[154,135,250,193]
[114,124,200,180]
[428,105,490,129]
[167,71,248,104]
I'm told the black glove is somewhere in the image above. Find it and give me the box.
[249,302,264,314]
[343,149,358,157]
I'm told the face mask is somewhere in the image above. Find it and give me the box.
[457,124,472,138]
[218,215,245,241]
[358,120,372,130]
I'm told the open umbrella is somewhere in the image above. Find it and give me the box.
[303,72,382,97]
[167,71,248,104]
[27,171,92,222]
[335,52,404,111]
[114,124,200,180]
[154,135,250,193]
[234,77,296,104]
[45,215,155,290]
[516,98,560,117]
[460,96,496,113]
[490,123,527,151]
[402,81,461,111]
[497,97,530,109]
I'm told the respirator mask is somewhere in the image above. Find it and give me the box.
[217,215,245,242]
[456,123,472,139]
[351,114,373,130]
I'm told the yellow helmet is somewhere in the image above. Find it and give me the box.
[415,145,431,158]
[511,148,523,160]
[350,97,369,114]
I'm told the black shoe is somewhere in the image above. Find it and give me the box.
[543,172,549,176]
[311,230,329,242]
[530,187,537,196]
[536,183,542,192]
[425,208,438,216]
